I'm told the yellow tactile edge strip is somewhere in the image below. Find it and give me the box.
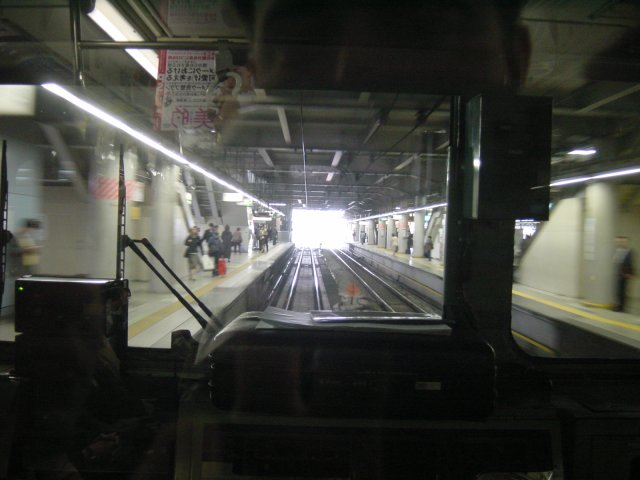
[580,300,616,310]
[511,330,555,355]
[513,289,640,332]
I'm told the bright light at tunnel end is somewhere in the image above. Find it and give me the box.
[291,209,347,248]
[41,83,283,216]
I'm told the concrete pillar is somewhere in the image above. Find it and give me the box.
[582,182,617,305]
[398,213,409,254]
[150,160,179,292]
[89,133,138,278]
[413,211,425,257]
[377,219,386,248]
[368,220,376,245]
[386,216,395,250]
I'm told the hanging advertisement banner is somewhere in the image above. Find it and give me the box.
[154,50,217,131]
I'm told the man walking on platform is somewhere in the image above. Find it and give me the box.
[614,236,634,312]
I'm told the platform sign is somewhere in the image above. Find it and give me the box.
[154,50,217,131]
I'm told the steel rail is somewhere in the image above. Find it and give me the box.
[329,248,394,312]
[337,249,426,313]
[310,248,324,310]
[266,248,299,307]
[283,248,305,310]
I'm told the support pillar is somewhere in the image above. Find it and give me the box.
[368,220,376,245]
[377,219,386,248]
[89,133,137,278]
[413,211,425,257]
[398,213,409,253]
[582,182,617,305]
[386,216,395,250]
[150,160,179,292]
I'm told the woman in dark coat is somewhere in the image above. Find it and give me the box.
[221,225,233,262]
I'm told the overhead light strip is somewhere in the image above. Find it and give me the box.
[550,166,640,187]
[567,148,596,156]
[42,83,283,216]
[357,166,640,220]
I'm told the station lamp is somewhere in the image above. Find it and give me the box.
[88,0,159,79]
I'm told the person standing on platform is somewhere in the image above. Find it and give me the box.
[207,226,222,276]
[425,235,434,261]
[15,219,42,276]
[184,226,202,281]
[231,227,243,253]
[405,232,413,254]
[221,225,233,263]
[360,230,367,245]
[260,226,270,253]
[614,236,634,312]
[202,223,215,249]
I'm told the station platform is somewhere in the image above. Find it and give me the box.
[348,242,640,357]
[127,242,293,348]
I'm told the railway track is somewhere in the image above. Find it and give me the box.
[269,247,435,315]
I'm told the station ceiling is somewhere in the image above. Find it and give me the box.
[0,0,639,218]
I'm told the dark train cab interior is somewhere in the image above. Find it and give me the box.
[1,1,640,479]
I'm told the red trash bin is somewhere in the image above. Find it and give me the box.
[217,258,226,275]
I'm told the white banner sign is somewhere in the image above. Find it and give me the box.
[154,50,217,131]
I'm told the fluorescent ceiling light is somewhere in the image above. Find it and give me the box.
[550,167,640,187]
[374,175,387,185]
[277,108,292,144]
[326,172,334,182]
[257,148,274,167]
[253,216,272,221]
[568,148,596,156]
[393,154,417,172]
[88,0,159,79]
[363,118,381,144]
[269,202,287,206]
[42,83,283,216]
[330,151,343,167]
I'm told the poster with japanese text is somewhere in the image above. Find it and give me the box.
[154,50,216,131]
